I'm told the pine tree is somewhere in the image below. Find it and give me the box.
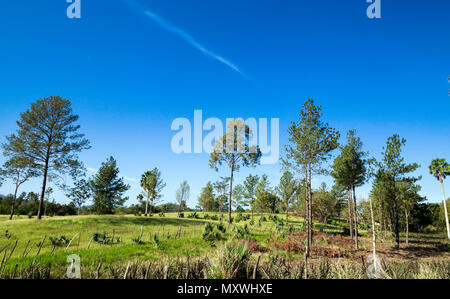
[90,157,130,214]
[283,98,339,268]
[1,96,90,219]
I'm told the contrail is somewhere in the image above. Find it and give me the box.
[143,11,244,76]
[121,0,245,77]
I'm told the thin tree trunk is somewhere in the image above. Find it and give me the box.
[393,179,400,249]
[441,181,450,239]
[369,196,378,275]
[347,188,354,239]
[353,185,359,250]
[37,156,50,220]
[286,200,289,223]
[9,184,19,220]
[305,161,312,258]
[405,209,409,245]
[145,198,149,216]
[228,159,235,225]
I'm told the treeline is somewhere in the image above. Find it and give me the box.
[0,96,449,250]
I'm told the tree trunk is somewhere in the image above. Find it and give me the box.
[9,184,19,220]
[369,196,378,274]
[352,185,359,250]
[37,156,50,220]
[393,180,400,249]
[305,162,312,258]
[347,188,354,239]
[441,181,450,239]
[145,198,149,216]
[405,209,409,245]
[286,200,289,223]
[228,160,235,225]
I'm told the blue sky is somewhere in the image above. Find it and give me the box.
[0,0,449,208]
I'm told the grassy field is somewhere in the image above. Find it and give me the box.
[0,213,448,279]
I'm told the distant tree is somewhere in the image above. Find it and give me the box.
[68,179,92,215]
[283,98,340,264]
[209,119,262,224]
[397,179,424,244]
[231,184,246,211]
[330,183,347,222]
[377,135,419,249]
[44,187,53,217]
[213,177,229,222]
[0,156,39,219]
[429,159,450,239]
[241,174,260,221]
[1,96,90,219]
[330,130,368,250]
[140,168,166,217]
[256,191,279,214]
[276,171,298,223]
[176,181,190,216]
[90,157,130,214]
[312,183,337,224]
[198,182,216,212]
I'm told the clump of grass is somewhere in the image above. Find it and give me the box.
[49,236,70,247]
[202,223,226,242]
[92,231,119,245]
[232,224,252,240]
[209,241,251,279]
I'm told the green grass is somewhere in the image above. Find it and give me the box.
[0,212,327,266]
[0,213,448,279]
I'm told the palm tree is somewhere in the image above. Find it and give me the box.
[429,159,450,239]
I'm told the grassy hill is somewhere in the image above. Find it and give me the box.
[0,213,448,279]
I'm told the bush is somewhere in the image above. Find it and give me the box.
[202,223,227,241]
[209,241,251,279]
[423,225,438,233]
[178,213,184,218]
[158,212,165,217]
[4,230,12,239]
[233,224,252,240]
[92,231,118,245]
[187,212,200,219]
[210,215,219,221]
[49,236,69,247]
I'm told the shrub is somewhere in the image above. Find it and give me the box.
[49,236,70,247]
[178,213,184,218]
[210,215,219,221]
[233,224,252,240]
[92,231,116,245]
[187,212,200,219]
[202,223,227,241]
[209,241,251,279]
[158,212,165,217]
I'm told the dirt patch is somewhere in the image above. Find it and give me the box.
[241,239,268,253]
[272,232,353,258]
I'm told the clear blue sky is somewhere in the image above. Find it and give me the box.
[0,0,449,208]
